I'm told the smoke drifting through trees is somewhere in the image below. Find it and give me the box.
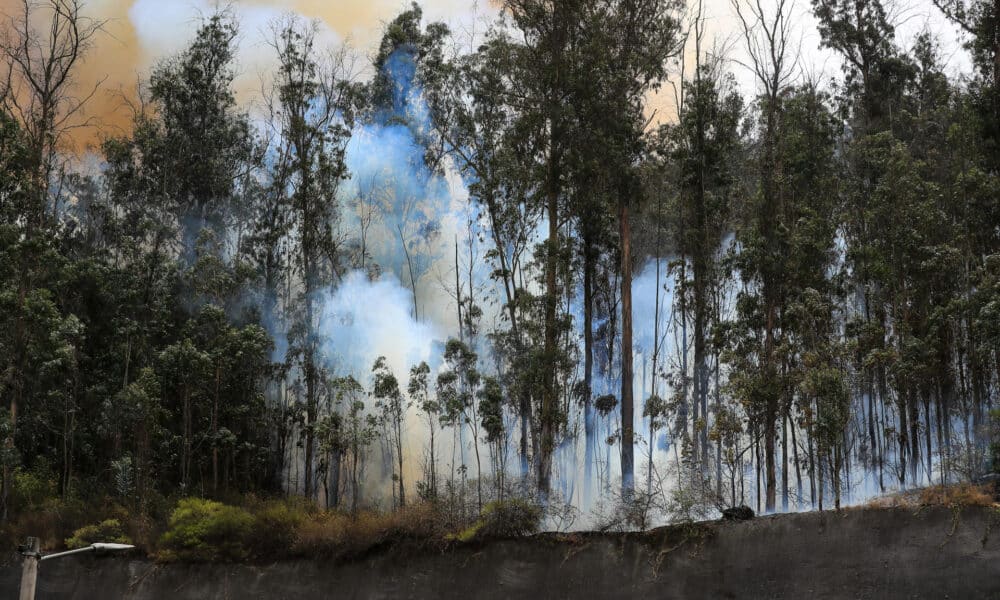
[1,0,999,533]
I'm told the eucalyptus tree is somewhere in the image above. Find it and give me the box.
[479,376,508,498]
[569,0,681,496]
[811,0,918,486]
[811,0,914,135]
[659,59,744,473]
[425,23,542,479]
[0,110,30,519]
[158,338,210,493]
[334,376,376,514]
[100,16,261,493]
[729,0,797,512]
[497,0,586,497]
[145,12,254,256]
[722,83,841,507]
[267,16,358,500]
[0,0,103,521]
[408,361,439,497]
[372,356,408,507]
[932,0,1000,155]
[791,288,850,509]
[437,338,484,509]
[933,0,1000,471]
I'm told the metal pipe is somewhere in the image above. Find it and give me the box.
[39,546,96,561]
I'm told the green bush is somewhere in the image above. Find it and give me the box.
[12,467,57,511]
[66,519,132,549]
[157,498,254,562]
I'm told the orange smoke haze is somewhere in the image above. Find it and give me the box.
[0,0,498,151]
[0,0,964,154]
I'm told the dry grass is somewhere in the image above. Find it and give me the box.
[293,501,449,559]
[917,483,996,507]
[866,483,997,509]
[864,489,922,509]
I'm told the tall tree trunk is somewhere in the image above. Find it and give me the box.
[303,248,318,500]
[808,407,817,508]
[400,225,419,321]
[677,257,689,447]
[539,162,559,497]
[791,409,803,506]
[427,414,436,498]
[455,238,463,343]
[923,391,933,484]
[909,387,921,484]
[396,419,405,507]
[781,409,789,512]
[183,387,191,491]
[867,382,879,489]
[898,391,908,486]
[763,304,777,513]
[619,198,634,495]
[212,366,220,493]
[583,234,596,503]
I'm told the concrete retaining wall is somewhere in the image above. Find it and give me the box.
[2,505,998,599]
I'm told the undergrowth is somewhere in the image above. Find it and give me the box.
[2,489,544,563]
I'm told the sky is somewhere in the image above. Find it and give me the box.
[0,0,969,150]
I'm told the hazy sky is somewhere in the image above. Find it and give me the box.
[0,0,968,149]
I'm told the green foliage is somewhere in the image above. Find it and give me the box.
[478,377,505,444]
[65,519,132,549]
[11,466,58,511]
[373,357,407,431]
[157,498,255,562]
[146,12,253,244]
[371,2,449,115]
[437,339,479,428]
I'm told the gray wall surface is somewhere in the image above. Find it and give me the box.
[2,506,998,599]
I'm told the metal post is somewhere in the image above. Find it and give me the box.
[18,536,39,600]
[16,538,133,599]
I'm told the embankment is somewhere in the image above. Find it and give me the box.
[2,505,998,599]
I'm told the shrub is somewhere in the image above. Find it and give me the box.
[247,500,306,558]
[66,519,132,549]
[479,498,542,538]
[451,498,542,541]
[157,498,254,562]
[12,467,57,511]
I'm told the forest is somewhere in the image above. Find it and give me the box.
[0,0,999,552]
